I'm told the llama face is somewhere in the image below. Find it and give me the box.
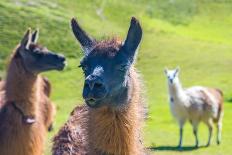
[72,17,142,108]
[18,29,66,74]
[164,68,179,84]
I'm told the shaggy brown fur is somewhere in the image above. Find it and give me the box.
[0,80,5,108]
[0,69,55,132]
[53,17,145,155]
[92,38,122,56]
[53,67,146,155]
[39,77,56,131]
[0,46,55,155]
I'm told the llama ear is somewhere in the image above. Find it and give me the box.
[71,18,95,55]
[164,68,168,75]
[175,67,180,73]
[121,17,142,63]
[174,67,180,76]
[21,28,32,50]
[31,29,39,43]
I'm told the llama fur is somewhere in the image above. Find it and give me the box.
[165,68,224,147]
[53,66,146,155]
[53,17,147,155]
[0,44,56,155]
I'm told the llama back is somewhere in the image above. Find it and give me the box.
[52,105,88,155]
[202,87,224,121]
[186,86,223,120]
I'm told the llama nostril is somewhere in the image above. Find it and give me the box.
[85,81,95,90]
[85,81,104,90]
[85,75,104,90]
[94,82,103,88]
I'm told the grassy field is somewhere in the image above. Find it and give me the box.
[0,0,232,154]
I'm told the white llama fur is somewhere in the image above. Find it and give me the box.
[165,67,223,148]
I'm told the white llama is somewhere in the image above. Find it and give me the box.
[164,67,223,148]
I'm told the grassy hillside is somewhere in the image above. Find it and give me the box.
[0,0,232,155]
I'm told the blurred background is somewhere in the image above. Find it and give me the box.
[0,0,232,154]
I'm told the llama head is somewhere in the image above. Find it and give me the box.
[17,28,66,74]
[164,67,180,84]
[71,17,142,108]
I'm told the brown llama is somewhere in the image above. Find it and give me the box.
[0,28,66,155]
[53,17,147,155]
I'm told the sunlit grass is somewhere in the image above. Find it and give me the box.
[0,0,232,155]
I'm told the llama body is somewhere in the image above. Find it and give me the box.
[0,76,55,131]
[0,74,47,155]
[53,17,146,155]
[0,29,65,155]
[165,68,223,147]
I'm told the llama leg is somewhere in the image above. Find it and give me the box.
[178,127,183,148]
[206,120,213,147]
[217,119,223,145]
[192,121,199,148]
[178,120,185,148]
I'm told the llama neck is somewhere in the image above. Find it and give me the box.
[87,68,143,155]
[169,79,188,105]
[5,56,39,116]
[168,79,186,100]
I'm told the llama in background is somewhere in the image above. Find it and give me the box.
[53,17,146,155]
[0,28,66,155]
[164,67,223,148]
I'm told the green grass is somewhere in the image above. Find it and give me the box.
[1,0,232,154]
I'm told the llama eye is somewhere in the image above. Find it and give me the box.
[83,66,88,71]
[78,64,82,68]
[79,65,88,72]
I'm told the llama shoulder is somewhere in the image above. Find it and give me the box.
[185,86,221,105]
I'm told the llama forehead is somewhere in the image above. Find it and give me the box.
[29,44,49,53]
[166,70,177,76]
[82,38,128,68]
[90,38,122,57]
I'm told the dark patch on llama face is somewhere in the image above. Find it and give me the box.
[72,17,142,108]
[18,29,66,74]
[165,68,179,84]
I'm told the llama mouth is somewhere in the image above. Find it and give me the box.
[55,61,67,71]
[85,98,101,108]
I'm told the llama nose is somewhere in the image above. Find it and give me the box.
[170,79,173,84]
[57,54,66,61]
[85,76,104,90]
